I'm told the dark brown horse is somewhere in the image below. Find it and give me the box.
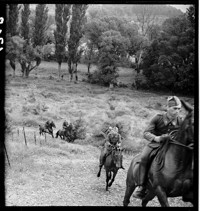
[123,100,194,207]
[39,121,56,138]
[98,146,124,191]
[55,129,66,140]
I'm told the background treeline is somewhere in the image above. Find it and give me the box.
[6,4,195,95]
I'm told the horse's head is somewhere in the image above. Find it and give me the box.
[112,147,123,169]
[180,100,194,146]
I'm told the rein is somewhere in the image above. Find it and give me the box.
[169,130,194,150]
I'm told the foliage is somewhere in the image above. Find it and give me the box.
[87,5,183,23]
[139,13,195,94]
[6,36,43,77]
[42,43,55,61]
[98,30,129,68]
[54,4,71,66]
[89,66,119,86]
[186,5,195,28]
[73,117,87,140]
[6,4,20,36]
[68,4,88,74]
[20,4,31,40]
[33,4,49,47]
[84,17,134,86]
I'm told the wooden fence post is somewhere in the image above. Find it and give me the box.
[4,142,11,167]
[23,127,27,146]
[34,132,36,145]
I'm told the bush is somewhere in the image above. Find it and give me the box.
[88,66,119,86]
[134,73,150,90]
[72,117,87,140]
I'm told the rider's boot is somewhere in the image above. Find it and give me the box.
[132,162,147,199]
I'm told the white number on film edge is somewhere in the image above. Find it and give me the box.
[0,17,4,24]
[0,38,3,44]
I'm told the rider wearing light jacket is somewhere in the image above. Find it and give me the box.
[97,127,123,176]
[132,96,183,199]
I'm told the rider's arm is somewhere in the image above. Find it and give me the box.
[143,114,161,142]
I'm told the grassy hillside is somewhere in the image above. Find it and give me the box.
[5,61,193,152]
[5,61,194,206]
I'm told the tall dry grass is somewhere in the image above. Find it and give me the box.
[5,61,193,153]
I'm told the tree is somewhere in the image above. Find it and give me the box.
[54,4,71,78]
[20,4,31,41]
[33,4,49,47]
[6,4,20,36]
[89,30,129,86]
[6,36,42,77]
[6,4,20,77]
[68,4,88,81]
[186,5,195,28]
[140,14,195,94]
[135,5,157,37]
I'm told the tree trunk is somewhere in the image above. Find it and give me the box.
[68,59,73,82]
[75,63,78,81]
[58,62,61,79]
[9,60,15,77]
[87,63,91,75]
[20,61,26,77]
[25,69,30,78]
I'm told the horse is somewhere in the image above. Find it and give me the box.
[97,145,124,191]
[39,121,56,138]
[123,100,194,207]
[55,129,66,140]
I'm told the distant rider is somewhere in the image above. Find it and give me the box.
[97,126,124,177]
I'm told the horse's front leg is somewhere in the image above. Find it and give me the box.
[48,129,54,138]
[106,171,111,191]
[123,182,136,206]
[108,170,118,187]
[155,186,169,207]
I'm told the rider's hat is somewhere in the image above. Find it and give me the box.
[167,96,181,108]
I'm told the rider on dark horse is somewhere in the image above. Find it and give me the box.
[97,126,124,176]
[45,120,53,133]
[62,120,69,130]
[132,96,183,199]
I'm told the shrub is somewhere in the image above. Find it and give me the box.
[88,66,119,86]
[134,73,150,90]
[73,117,87,140]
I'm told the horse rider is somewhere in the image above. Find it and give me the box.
[97,127,124,175]
[132,96,183,199]
[45,120,52,132]
[62,120,69,130]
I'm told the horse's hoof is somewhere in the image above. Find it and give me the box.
[97,172,100,177]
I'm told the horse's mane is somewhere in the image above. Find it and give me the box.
[175,113,191,143]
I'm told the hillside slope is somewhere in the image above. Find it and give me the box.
[5,61,193,206]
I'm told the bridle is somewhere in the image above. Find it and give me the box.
[169,130,194,150]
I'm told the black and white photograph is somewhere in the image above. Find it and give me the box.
[2,2,197,207]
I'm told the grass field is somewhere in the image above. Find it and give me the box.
[5,61,194,206]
